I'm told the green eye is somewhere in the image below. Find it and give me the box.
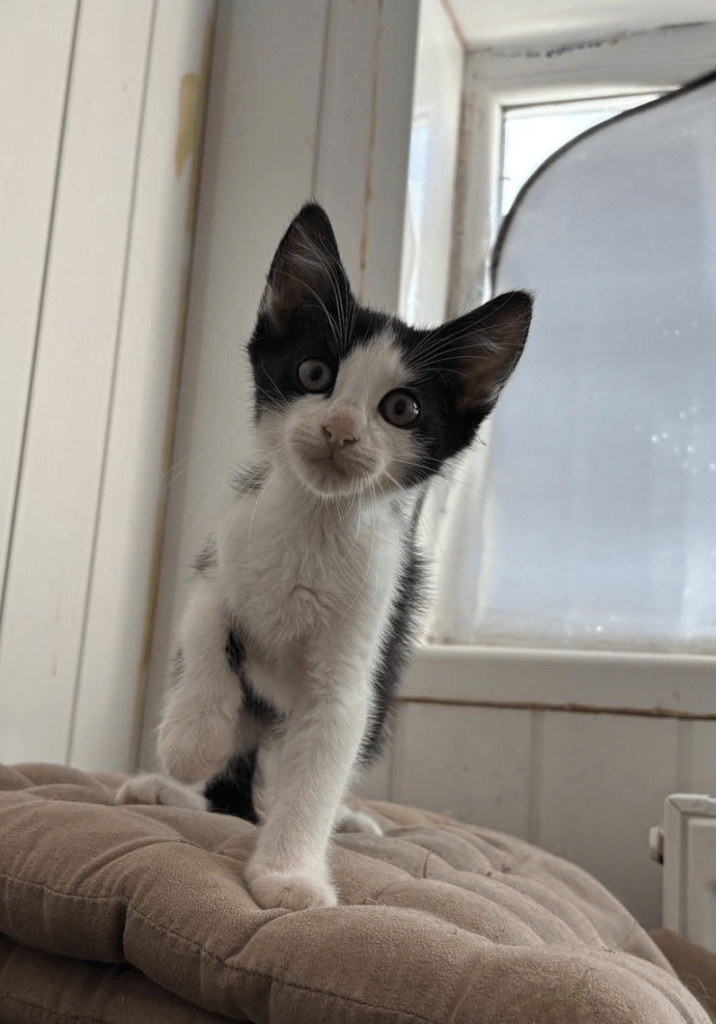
[379,389,420,428]
[297,358,334,393]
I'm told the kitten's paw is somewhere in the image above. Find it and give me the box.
[158,715,235,784]
[334,804,383,835]
[245,867,337,911]
[116,773,208,810]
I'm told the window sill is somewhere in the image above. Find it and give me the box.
[403,643,716,719]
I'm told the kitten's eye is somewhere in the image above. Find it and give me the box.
[297,358,334,393]
[379,389,420,428]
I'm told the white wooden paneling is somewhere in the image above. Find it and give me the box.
[70,0,216,770]
[399,0,462,326]
[537,712,680,928]
[0,0,77,608]
[686,722,716,796]
[313,0,417,309]
[391,703,534,838]
[0,0,155,764]
[359,0,419,311]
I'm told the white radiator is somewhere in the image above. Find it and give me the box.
[651,794,716,952]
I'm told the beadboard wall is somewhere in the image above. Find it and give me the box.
[356,648,716,929]
[0,0,215,770]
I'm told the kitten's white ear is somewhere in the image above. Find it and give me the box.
[440,291,533,413]
[260,203,350,334]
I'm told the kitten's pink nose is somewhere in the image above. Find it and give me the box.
[322,409,361,447]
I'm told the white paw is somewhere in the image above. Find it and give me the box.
[334,806,383,835]
[157,714,235,784]
[116,773,208,810]
[244,863,337,911]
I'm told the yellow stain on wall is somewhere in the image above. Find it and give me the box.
[174,16,213,231]
[175,72,199,177]
[131,15,216,766]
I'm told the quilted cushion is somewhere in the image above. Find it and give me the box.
[0,762,709,1024]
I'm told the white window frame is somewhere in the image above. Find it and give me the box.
[406,18,716,720]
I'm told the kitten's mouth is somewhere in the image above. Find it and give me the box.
[289,435,377,495]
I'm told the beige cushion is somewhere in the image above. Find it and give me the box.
[0,762,709,1023]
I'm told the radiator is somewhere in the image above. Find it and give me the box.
[650,794,716,953]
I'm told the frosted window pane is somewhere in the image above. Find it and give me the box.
[452,76,716,653]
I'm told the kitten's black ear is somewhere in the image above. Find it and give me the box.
[260,203,351,334]
[439,291,533,413]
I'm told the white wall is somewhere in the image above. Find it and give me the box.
[0,0,215,770]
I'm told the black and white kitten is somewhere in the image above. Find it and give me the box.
[119,203,532,911]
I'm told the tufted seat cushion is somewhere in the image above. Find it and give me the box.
[0,762,709,1023]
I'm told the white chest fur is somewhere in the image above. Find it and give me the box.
[217,475,404,670]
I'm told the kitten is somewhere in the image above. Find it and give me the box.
[118,203,532,911]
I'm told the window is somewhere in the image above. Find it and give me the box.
[484,74,716,655]
[403,18,716,712]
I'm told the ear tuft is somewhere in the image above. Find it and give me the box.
[449,291,533,412]
[259,203,350,334]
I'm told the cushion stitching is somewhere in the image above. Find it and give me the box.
[0,871,123,903]
[129,905,441,1024]
[0,990,110,1024]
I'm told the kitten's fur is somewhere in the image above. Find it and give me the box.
[118,203,532,911]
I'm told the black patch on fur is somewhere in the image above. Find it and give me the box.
[205,752,259,823]
[225,628,282,725]
[358,504,428,765]
[231,463,268,495]
[171,648,185,684]
[192,539,217,578]
[203,627,282,822]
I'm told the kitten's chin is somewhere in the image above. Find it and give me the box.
[287,445,380,499]
[290,455,371,498]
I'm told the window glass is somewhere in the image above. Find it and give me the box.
[500,95,661,216]
[434,76,716,654]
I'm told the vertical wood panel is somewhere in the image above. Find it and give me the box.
[391,703,533,837]
[70,0,216,771]
[0,0,77,605]
[315,0,417,311]
[537,711,679,928]
[361,0,419,311]
[0,0,154,763]
[399,0,462,325]
[314,0,381,290]
[687,721,716,794]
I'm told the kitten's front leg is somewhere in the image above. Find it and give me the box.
[158,582,242,783]
[244,661,371,911]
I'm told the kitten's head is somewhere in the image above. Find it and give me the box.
[248,203,532,499]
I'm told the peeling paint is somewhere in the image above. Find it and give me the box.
[471,21,714,61]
